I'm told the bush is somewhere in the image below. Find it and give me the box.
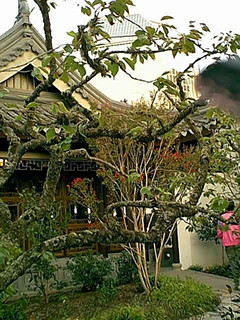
[28,251,57,304]
[188,264,204,272]
[205,264,232,278]
[67,252,112,292]
[98,278,117,304]
[149,275,220,320]
[115,251,138,285]
[0,286,27,320]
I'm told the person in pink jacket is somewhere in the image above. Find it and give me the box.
[217,201,240,290]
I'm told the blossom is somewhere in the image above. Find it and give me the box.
[71,177,83,185]
[115,172,120,179]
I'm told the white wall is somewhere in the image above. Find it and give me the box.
[178,220,227,270]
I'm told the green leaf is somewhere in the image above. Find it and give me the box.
[202,25,210,32]
[60,143,71,151]
[128,173,140,183]
[127,126,142,137]
[210,198,229,213]
[153,81,164,91]
[146,26,155,37]
[206,108,214,119]
[106,14,114,25]
[26,102,37,109]
[123,57,136,70]
[58,101,68,113]
[92,0,102,5]
[140,186,152,197]
[15,114,22,122]
[50,2,57,9]
[161,16,174,20]
[236,176,240,186]
[60,72,70,84]
[107,63,119,77]
[46,128,55,142]
[52,102,58,115]
[81,6,92,16]
[64,44,73,53]
[42,55,52,67]
[63,125,75,134]
[67,31,77,38]
[78,65,86,77]
[31,67,44,82]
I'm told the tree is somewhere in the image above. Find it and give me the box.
[0,0,240,295]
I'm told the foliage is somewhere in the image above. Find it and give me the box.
[28,251,57,304]
[189,263,232,278]
[0,286,27,320]
[149,275,220,320]
[188,215,220,244]
[92,306,145,320]
[0,243,22,273]
[115,250,138,285]
[20,188,68,247]
[205,264,232,278]
[1,0,240,298]
[188,264,204,272]
[67,177,101,218]
[67,252,112,292]
[97,278,117,304]
[92,275,219,320]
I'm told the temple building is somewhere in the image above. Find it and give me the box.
[0,1,224,271]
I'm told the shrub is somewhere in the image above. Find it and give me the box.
[188,264,204,272]
[205,264,232,278]
[67,251,112,292]
[150,275,220,320]
[28,251,57,304]
[98,278,117,304]
[115,251,138,285]
[0,286,27,320]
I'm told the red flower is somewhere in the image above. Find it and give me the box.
[171,152,181,160]
[66,184,70,189]
[115,172,120,179]
[71,177,83,185]
[121,176,126,182]
[162,150,169,159]
[139,173,144,182]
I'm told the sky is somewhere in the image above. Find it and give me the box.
[0,0,239,102]
[0,0,239,48]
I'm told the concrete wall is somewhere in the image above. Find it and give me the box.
[178,220,227,270]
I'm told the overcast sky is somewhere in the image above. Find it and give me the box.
[0,0,239,48]
[0,0,239,102]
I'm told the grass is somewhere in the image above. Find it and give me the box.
[27,284,139,320]
[25,276,220,320]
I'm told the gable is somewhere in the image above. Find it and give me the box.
[0,20,126,111]
[2,65,39,91]
[1,65,59,94]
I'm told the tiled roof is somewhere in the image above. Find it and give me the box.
[102,14,156,38]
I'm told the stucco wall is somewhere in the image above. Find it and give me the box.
[178,220,227,270]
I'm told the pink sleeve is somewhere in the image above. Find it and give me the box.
[217,221,223,239]
[217,228,223,239]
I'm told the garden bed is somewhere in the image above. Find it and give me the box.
[9,276,220,320]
